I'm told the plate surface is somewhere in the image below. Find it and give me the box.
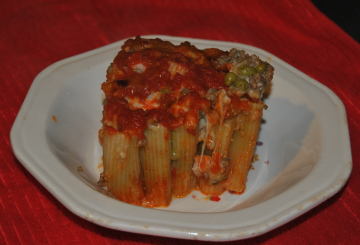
[10,35,352,241]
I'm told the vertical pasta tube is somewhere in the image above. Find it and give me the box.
[194,117,236,186]
[170,126,197,198]
[224,102,265,193]
[198,178,226,196]
[141,124,172,207]
[195,142,226,196]
[215,117,236,158]
[207,117,236,182]
[102,128,144,204]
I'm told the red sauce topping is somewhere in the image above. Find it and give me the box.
[104,125,118,135]
[199,155,211,173]
[210,152,222,174]
[146,108,174,129]
[103,99,147,139]
[102,36,227,137]
[167,92,211,135]
[225,96,250,118]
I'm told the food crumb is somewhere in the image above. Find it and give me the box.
[191,195,201,201]
[52,116,57,123]
[252,154,259,163]
[77,166,83,172]
[264,161,269,164]
[267,56,272,63]
[209,196,221,202]
[250,164,255,170]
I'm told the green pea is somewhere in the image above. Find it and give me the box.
[238,65,256,77]
[256,62,267,73]
[233,79,249,91]
[224,72,238,86]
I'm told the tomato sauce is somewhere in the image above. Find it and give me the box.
[210,196,221,202]
[103,99,147,140]
[102,36,228,137]
[210,152,222,174]
[167,92,211,135]
[224,96,250,118]
[199,156,211,173]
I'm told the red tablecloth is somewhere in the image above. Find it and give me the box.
[1,0,359,244]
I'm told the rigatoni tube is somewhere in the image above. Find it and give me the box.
[224,102,265,193]
[198,177,226,196]
[141,124,172,207]
[171,126,198,198]
[102,128,144,205]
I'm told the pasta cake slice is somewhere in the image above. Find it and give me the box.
[98,36,274,207]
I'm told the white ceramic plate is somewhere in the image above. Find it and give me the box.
[10,35,352,241]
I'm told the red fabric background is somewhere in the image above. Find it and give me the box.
[1,0,359,244]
